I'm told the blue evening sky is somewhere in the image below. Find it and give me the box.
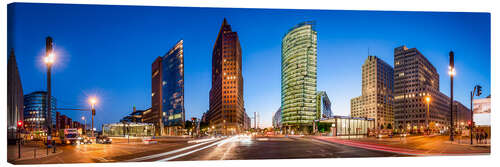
[7,3,490,128]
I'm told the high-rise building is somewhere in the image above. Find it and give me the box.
[7,48,24,143]
[23,91,56,134]
[317,91,332,118]
[350,56,394,129]
[147,40,185,136]
[272,107,282,129]
[281,21,317,132]
[207,18,246,135]
[393,46,463,132]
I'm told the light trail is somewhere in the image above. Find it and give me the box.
[156,136,237,162]
[125,138,220,162]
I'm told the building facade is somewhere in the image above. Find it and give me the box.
[473,96,490,126]
[7,48,24,143]
[121,106,148,123]
[317,91,332,118]
[23,91,56,135]
[207,18,246,135]
[272,107,282,129]
[393,46,467,133]
[148,40,185,136]
[281,21,318,133]
[350,56,394,129]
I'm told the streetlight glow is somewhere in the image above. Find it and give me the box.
[448,66,456,76]
[89,97,97,107]
[425,96,431,103]
[44,53,55,64]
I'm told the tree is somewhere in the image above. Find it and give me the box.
[387,123,392,130]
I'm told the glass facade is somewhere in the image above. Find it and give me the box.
[102,123,154,137]
[281,21,318,127]
[316,91,332,118]
[23,91,56,134]
[318,116,375,136]
[161,40,185,132]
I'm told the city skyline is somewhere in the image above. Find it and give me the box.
[7,3,491,128]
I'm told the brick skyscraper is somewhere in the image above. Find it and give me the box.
[207,18,246,135]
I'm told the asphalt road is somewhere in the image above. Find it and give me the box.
[10,135,408,164]
[132,135,407,162]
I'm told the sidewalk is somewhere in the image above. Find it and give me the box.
[7,143,63,162]
[311,135,490,156]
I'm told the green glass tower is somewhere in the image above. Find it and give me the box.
[281,21,317,132]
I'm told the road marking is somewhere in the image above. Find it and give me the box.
[156,137,236,162]
[126,138,220,162]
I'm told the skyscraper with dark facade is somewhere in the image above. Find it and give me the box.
[393,46,462,132]
[147,40,185,136]
[7,48,24,143]
[207,18,246,135]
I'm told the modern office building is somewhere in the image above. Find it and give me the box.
[350,55,394,129]
[148,40,185,136]
[393,46,469,133]
[102,122,154,137]
[317,91,332,118]
[315,116,375,136]
[473,96,491,126]
[23,91,56,135]
[206,18,246,135]
[281,21,318,133]
[7,48,24,144]
[121,106,149,123]
[272,107,282,129]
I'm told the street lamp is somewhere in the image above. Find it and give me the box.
[425,96,431,134]
[448,51,455,141]
[89,97,97,138]
[81,116,86,135]
[44,37,54,154]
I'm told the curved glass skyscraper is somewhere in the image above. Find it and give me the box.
[281,21,317,131]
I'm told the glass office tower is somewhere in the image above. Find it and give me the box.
[162,40,185,136]
[281,21,318,133]
[23,91,56,135]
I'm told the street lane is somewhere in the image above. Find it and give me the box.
[168,135,407,161]
[11,135,409,164]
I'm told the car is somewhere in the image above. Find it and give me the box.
[78,136,93,144]
[96,136,112,144]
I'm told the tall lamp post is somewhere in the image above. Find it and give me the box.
[89,97,97,138]
[425,96,431,135]
[448,51,456,141]
[82,116,86,135]
[44,37,55,154]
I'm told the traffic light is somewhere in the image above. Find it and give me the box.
[17,120,23,128]
[476,85,482,96]
[468,121,472,126]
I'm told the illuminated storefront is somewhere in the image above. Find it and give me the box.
[102,123,154,137]
[316,116,375,136]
